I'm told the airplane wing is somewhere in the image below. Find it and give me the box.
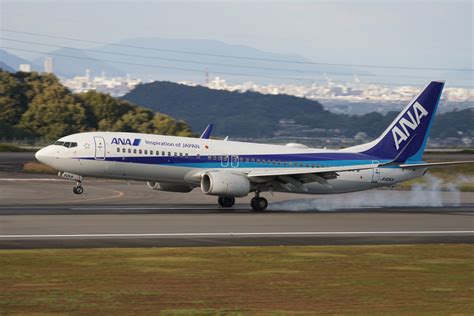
[399,161,474,169]
[246,164,379,189]
[246,163,378,178]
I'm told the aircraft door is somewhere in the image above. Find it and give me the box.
[94,136,106,160]
[231,155,239,168]
[220,155,229,167]
[371,160,380,183]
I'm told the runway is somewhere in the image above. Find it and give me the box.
[0,203,472,249]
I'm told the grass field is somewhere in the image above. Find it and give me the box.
[0,245,473,314]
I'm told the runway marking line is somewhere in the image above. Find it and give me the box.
[53,186,125,204]
[0,231,473,239]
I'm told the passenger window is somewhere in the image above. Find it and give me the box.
[139,149,142,154]
[168,152,171,156]
[179,152,183,157]
[116,148,120,153]
[185,153,189,158]
[128,148,131,154]
[144,150,148,154]
[133,149,137,154]
[122,148,126,153]
[162,151,165,156]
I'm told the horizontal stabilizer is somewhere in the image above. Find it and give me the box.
[399,161,474,169]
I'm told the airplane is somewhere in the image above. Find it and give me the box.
[35,81,473,211]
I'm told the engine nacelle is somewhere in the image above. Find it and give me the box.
[146,182,193,193]
[201,172,250,197]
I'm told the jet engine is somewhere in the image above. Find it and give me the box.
[201,171,250,197]
[146,182,193,193]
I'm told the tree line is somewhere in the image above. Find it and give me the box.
[0,71,193,141]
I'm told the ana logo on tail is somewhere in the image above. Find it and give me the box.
[391,102,428,150]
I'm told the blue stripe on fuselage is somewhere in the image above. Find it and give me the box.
[78,152,399,168]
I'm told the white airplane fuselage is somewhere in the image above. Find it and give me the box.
[36,131,423,195]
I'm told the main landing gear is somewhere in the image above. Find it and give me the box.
[217,193,268,211]
[218,197,235,207]
[250,191,268,212]
[73,181,84,195]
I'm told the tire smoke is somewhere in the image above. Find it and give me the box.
[269,174,464,211]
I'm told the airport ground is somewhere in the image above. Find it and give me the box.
[0,151,473,314]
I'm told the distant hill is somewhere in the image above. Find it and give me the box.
[0,49,40,72]
[93,37,369,82]
[123,81,473,139]
[0,61,14,72]
[123,81,387,138]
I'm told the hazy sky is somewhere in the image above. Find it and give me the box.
[1,0,473,69]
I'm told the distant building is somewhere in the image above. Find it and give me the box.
[44,57,54,74]
[19,64,31,72]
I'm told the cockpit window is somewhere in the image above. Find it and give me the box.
[54,141,78,148]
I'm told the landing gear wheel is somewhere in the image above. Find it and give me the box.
[251,197,268,212]
[218,197,235,208]
[73,186,84,195]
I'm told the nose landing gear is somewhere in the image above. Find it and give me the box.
[59,172,84,195]
[73,181,84,195]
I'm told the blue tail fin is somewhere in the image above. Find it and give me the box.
[358,81,445,162]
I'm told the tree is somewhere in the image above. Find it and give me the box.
[18,84,87,140]
[0,71,28,125]
[77,91,136,130]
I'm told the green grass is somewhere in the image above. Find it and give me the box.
[0,245,473,314]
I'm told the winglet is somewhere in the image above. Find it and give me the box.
[200,124,213,139]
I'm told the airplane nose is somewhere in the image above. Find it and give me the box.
[35,146,52,165]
